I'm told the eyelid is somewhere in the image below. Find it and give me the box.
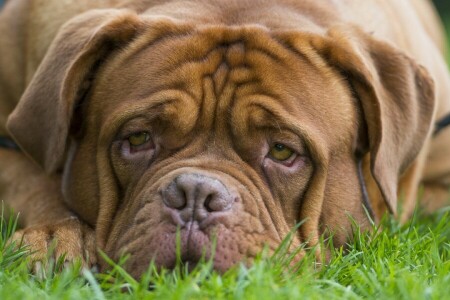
[269,139,304,155]
[265,128,303,146]
[117,119,153,140]
[125,130,150,138]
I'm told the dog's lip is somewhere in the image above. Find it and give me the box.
[166,224,211,269]
[162,205,234,230]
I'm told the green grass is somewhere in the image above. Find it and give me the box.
[0,207,449,300]
[445,18,450,62]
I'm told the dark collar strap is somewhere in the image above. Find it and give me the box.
[434,113,450,137]
[0,136,20,150]
[357,159,375,220]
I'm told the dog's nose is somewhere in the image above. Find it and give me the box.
[162,173,234,222]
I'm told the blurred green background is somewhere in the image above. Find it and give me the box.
[434,0,450,27]
[434,0,450,61]
[434,0,450,16]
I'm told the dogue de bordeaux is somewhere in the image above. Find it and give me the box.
[0,0,449,277]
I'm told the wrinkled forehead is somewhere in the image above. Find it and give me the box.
[92,24,356,146]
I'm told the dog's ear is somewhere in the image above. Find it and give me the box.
[6,9,142,173]
[307,26,436,215]
[278,26,435,215]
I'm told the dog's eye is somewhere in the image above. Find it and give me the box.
[269,143,295,161]
[128,132,150,146]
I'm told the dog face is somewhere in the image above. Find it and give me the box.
[6,9,435,277]
[71,26,364,274]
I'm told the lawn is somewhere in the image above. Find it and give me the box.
[0,208,449,299]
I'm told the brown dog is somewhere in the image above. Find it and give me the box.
[0,0,449,277]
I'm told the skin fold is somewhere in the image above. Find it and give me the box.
[0,0,449,277]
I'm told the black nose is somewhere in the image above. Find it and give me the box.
[162,173,234,222]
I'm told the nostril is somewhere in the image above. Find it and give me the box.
[204,195,214,212]
[178,190,187,210]
[205,192,233,212]
[162,182,187,210]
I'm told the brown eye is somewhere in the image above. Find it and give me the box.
[269,143,294,161]
[128,132,150,146]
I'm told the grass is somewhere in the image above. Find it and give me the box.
[445,18,450,62]
[0,206,449,300]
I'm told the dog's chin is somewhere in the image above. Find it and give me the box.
[105,222,269,277]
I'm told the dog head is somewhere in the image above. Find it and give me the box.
[7,8,435,276]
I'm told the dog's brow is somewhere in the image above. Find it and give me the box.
[245,100,298,129]
[99,89,197,141]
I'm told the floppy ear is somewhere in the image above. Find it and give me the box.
[280,26,435,214]
[307,26,436,215]
[6,9,142,173]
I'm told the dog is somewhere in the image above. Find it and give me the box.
[0,0,449,277]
